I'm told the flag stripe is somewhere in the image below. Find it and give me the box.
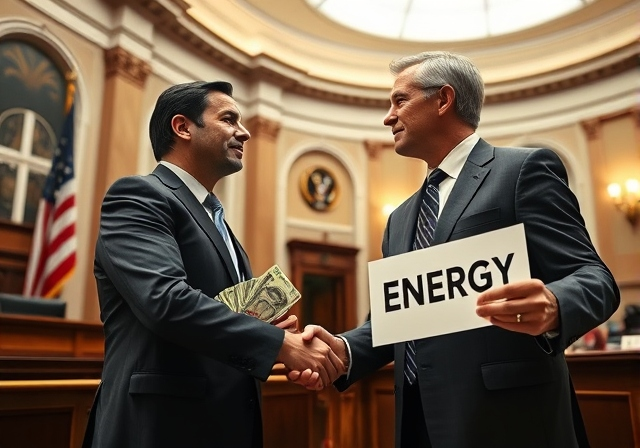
[23,101,77,300]
[46,230,76,265]
[43,234,77,273]
[52,180,75,217]
[52,194,75,221]
[49,206,76,244]
[42,254,76,298]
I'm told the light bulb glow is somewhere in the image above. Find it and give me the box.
[625,178,639,195]
[382,204,396,216]
[607,183,622,199]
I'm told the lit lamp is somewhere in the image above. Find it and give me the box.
[382,204,396,216]
[607,178,639,226]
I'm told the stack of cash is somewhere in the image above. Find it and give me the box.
[214,265,301,323]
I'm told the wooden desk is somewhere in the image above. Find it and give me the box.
[0,379,99,448]
[357,352,640,448]
[567,350,640,448]
[0,315,104,448]
[0,314,104,358]
[2,314,637,448]
[0,315,323,448]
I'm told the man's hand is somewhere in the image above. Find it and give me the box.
[476,279,559,336]
[287,325,349,390]
[276,329,345,390]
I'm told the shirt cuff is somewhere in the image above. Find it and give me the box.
[337,335,353,379]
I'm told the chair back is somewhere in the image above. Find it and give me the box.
[0,293,66,318]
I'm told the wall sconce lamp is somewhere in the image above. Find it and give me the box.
[607,178,639,226]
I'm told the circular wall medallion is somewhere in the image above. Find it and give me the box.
[299,166,339,211]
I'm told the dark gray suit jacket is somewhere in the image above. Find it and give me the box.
[83,165,284,448]
[336,140,619,448]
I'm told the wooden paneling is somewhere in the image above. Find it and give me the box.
[0,357,103,380]
[0,314,104,358]
[287,240,359,335]
[361,364,395,448]
[262,370,316,448]
[356,352,640,448]
[576,391,635,448]
[0,379,99,448]
[567,350,640,448]
[0,407,72,448]
[0,221,32,294]
[2,315,637,448]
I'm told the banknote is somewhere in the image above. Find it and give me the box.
[214,265,301,323]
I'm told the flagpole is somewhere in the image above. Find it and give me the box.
[64,72,76,114]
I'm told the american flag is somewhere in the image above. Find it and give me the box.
[23,101,77,298]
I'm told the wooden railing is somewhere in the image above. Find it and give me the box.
[1,314,638,448]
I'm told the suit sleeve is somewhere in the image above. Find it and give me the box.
[516,148,619,353]
[334,218,395,390]
[335,321,395,391]
[95,176,283,381]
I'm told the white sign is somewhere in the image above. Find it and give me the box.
[368,224,530,347]
[620,335,640,350]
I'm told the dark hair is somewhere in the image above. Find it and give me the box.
[149,81,233,161]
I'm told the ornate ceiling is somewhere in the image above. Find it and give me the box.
[123,0,638,106]
[304,0,592,42]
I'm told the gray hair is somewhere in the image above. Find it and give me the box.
[389,51,484,129]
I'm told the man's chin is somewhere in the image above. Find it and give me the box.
[230,161,242,172]
[222,159,243,176]
[394,146,423,161]
[394,145,409,157]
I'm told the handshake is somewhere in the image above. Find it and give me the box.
[274,315,348,390]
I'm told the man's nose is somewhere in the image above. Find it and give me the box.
[237,123,251,141]
[383,109,396,126]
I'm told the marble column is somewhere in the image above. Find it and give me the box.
[83,46,150,320]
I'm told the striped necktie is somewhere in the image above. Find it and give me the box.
[204,193,241,278]
[405,168,448,385]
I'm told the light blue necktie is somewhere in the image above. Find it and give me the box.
[405,168,448,385]
[204,193,240,277]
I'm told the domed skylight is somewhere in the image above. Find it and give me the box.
[306,0,592,41]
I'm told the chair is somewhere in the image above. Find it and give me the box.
[0,293,66,318]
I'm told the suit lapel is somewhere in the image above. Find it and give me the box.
[152,165,242,283]
[387,187,424,257]
[433,139,494,244]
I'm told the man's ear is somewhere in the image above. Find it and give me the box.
[437,85,456,116]
[171,115,191,141]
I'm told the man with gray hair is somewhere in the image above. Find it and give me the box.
[291,51,619,448]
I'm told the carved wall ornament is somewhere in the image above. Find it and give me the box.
[299,166,339,212]
[104,47,151,88]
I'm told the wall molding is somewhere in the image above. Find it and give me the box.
[104,46,151,88]
[121,0,639,108]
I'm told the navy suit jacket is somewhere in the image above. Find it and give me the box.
[83,165,284,448]
[336,140,619,448]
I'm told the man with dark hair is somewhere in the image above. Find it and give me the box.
[292,51,619,448]
[83,81,342,448]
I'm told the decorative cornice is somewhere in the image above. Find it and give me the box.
[633,108,640,130]
[104,47,151,88]
[580,119,601,141]
[580,107,640,140]
[246,116,281,141]
[364,140,394,159]
[484,54,639,104]
[125,0,639,108]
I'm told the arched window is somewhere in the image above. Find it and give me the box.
[0,39,66,225]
